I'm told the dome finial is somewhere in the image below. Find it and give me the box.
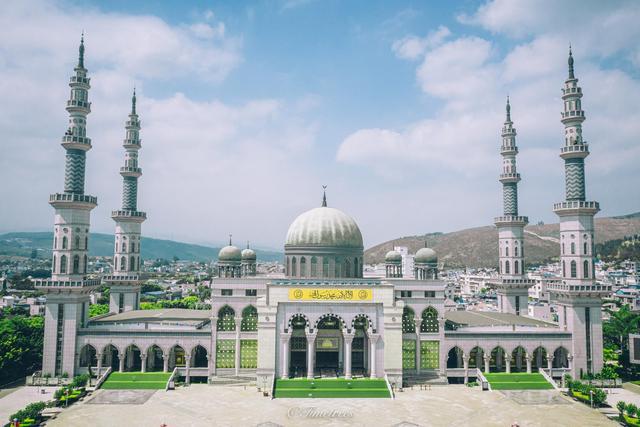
[568,44,575,79]
[229,234,232,246]
[131,87,137,114]
[322,185,327,207]
[246,240,250,249]
[506,95,511,121]
[78,31,85,68]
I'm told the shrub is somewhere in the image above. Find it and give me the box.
[71,373,90,388]
[61,372,69,378]
[618,400,627,415]
[9,401,46,423]
[627,403,638,417]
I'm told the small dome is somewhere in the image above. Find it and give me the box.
[218,245,241,262]
[385,250,402,263]
[285,207,363,248]
[241,247,256,261]
[415,247,437,263]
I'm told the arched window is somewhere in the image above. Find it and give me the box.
[345,259,351,278]
[54,237,57,249]
[562,243,565,255]
[300,257,307,277]
[60,255,67,273]
[570,260,577,278]
[62,236,68,249]
[122,242,126,252]
[402,307,416,333]
[505,260,510,274]
[75,236,80,249]
[583,260,589,278]
[241,306,258,331]
[505,246,509,257]
[562,261,566,277]
[85,236,88,250]
[583,242,588,255]
[515,246,519,257]
[217,306,236,331]
[83,255,87,273]
[334,258,341,277]
[571,242,575,255]
[291,257,297,277]
[73,255,80,274]
[310,257,317,277]
[52,255,56,273]
[354,258,359,278]
[514,260,519,275]
[322,257,329,277]
[131,242,135,253]
[120,256,127,271]
[420,307,439,333]
[286,257,290,276]
[130,256,135,272]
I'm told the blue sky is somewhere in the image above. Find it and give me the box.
[1,0,639,250]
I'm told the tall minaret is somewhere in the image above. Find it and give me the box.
[492,98,532,315]
[106,89,147,314]
[548,47,608,377]
[35,36,101,377]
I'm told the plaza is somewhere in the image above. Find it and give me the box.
[46,384,614,427]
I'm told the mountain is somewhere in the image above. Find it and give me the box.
[364,213,640,268]
[0,232,283,262]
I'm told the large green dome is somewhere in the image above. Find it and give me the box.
[218,245,241,262]
[415,247,437,263]
[285,207,363,248]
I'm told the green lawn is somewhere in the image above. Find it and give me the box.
[101,372,172,390]
[274,378,391,398]
[483,373,553,390]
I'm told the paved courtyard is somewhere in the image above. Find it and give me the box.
[0,386,58,423]
[47,385,615,427]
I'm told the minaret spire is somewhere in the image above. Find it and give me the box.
[131,87,136,114]
[568,45,575,79]
[78,32,85,69]
[229,234,233,246]
[505,95,511,122]
[322,185,327,207]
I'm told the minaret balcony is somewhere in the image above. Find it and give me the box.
[69,75,90,87]
[66,99,91,112]
[61,135,92,150]
[559,144,589,159]
[111,210,147,222]
[33,278,101,290]
[494,215,528,226]
[120,166,142,177]
[560,110,585,124]
[499,172,520,183]
[547,281,611,297]
[553,200,600,215]
[49,193,98,209]
[500,146,518,155]
[123,139,141,149]
[561,86,582,96]
[126,120,140,128]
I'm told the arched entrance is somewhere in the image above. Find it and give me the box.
[123,344,141,372]
[79,344,97,369]
[169,345,186,370]
[490,347,506,372]
[191,345,208,368]
[289,315,307,377]
[102,344,119,371]
[512,346,527,372]
[146,345,164,372]
[533,347,547,370]
[447,346,464,369]
[352,315,370,376]
[315,315,343,374]
[553,347,569,369]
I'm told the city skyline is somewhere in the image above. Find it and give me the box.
[1,0,639,249]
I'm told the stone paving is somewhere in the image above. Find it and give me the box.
[0,386,58,423]
[47,384,615,427]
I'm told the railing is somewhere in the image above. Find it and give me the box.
[123,139,141,146]
[111,210,147,219]
[494,215,528,223]
[120,166,142,174]
[49,193,97,205]
[562,87,582,95]
[62,135,91,145]
[553,200,599,211]
[384,374,395,399]
[499,173,520,180]
[102,274,141,282]
[547,282,611,292]
[69,76,90,85]
[33,278,101,288]
[539,368,560,390]
[92,367,112,390]
[166,367,178,391]
[561,110,584,119]
[500,145,518,154]
[476,368,490,391]
[560,144,589,154]
[66,99,91,109]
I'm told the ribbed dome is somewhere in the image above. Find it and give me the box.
[285,207,363,248]
[241,248,256,261]
[415,247,437,263]
[218,245,241,262]
[385,250,402,263]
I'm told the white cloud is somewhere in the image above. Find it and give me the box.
[392,26,451,60]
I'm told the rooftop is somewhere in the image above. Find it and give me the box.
[445,311,557,328]
[93,309,210,323]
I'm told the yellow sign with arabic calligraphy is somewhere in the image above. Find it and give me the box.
[288,288,372,301]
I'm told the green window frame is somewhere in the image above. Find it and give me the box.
[240,340,258,368]
[402,339,416,369]
[216,339,235,368]
[420,340,439,369]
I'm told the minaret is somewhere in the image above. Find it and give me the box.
[35,36,101,377]
[548,47,609,377]
[491,98,532,315]
[106,89,147,314]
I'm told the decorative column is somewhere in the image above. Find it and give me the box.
[280,332,292,379]
[484,354,490,374]
[140,353,146,373]
[547,355,554,372]
[210,316,218,377]
[235,316,243,376]
[463,353,469,384]
[185,355,191,385]
[525,354,532,374]
[306,331,317,379]
[163,352,169,373]
[414,318,422,374]
[368,332,379,378]
[505,354,511,374]
[118,355,125,373]
[343,330,355,379]
[96,353,103,376]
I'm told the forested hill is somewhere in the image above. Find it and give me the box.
[0,232,283,262]
[365,213,640,268]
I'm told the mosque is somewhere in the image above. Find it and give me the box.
[34,38,609,392]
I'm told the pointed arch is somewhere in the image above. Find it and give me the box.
[469,346,484,369]
[553,347,569,368]
[241,305,258,331]
[73,255,80,274]
[315,313,345,330]
[420,306,439,333]
[60,255,67,274]
[145,344,164,372]
[288,313,309,331]
[190,345,208,368]
[446,346,464,369]
[78,344,97,368]
[511,346,527,372]
[490,346,506,372]
[402,306,416,333]
[123,344,141,371]
[217,305,236,331]
[532,346,548,370]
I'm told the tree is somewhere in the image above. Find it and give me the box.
[617,401,627,417]
[627,403,638,417]
[89,304,109,318]
[0,314,44,385]
[603,305,640,369]
[141,283,163,293]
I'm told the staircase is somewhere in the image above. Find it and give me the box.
[403,371,448,387]
[208,375,256,387]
